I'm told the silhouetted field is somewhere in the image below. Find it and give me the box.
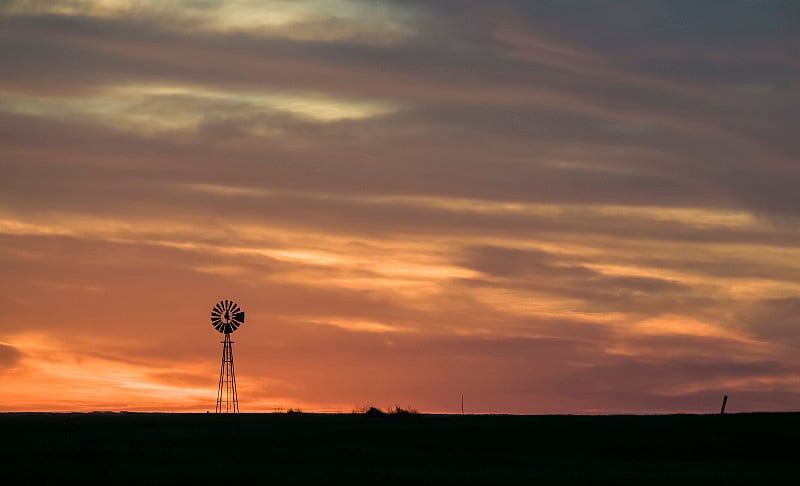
[1,412,797,484]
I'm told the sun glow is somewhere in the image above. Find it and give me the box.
[1,333,213,412]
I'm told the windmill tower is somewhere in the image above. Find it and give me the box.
[210,299,245,413]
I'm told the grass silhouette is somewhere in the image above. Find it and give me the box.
[0,411,796,484]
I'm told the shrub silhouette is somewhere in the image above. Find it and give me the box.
[356,405,418,416]
[390,405,418,415]
[365,406,385,417]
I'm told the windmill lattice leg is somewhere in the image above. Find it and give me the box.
[216,334,239,413]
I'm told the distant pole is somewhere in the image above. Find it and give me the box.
[720,395,728,415]
[461,395,464,415]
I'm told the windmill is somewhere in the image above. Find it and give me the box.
[210,299,245,413]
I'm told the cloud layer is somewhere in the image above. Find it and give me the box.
[1,0,799,413]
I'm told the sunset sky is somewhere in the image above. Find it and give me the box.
[2,0,799,414]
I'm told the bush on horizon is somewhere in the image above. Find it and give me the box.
[352,404,419,416]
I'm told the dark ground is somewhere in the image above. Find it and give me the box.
[0,412,797,484]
